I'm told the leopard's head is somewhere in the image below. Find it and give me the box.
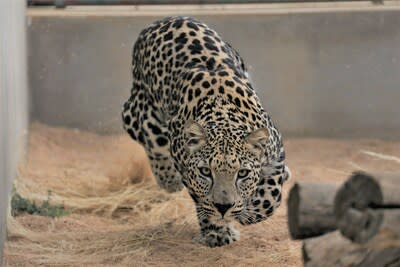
[182,120,269,221]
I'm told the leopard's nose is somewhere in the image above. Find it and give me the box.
[214,202,234,216]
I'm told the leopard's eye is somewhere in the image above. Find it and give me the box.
[199,167,212,178]
[237,169,251,179]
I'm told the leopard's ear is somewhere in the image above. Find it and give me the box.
[246,128,269,157]
[184,120,207,153]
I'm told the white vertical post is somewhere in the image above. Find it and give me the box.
[0,0,28,264]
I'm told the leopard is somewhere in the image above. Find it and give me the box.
[122,16,290,247]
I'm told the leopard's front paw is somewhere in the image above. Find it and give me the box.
[194,226,240,247]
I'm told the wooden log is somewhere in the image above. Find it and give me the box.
[337,208,400,243]
[287,182,339,239]
[382,210,400,237]
[334,171,400,243]
[303,231,400,267]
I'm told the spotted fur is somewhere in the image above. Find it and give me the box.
[122,16,290,247]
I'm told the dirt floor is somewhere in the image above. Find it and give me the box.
[3,123,400,267]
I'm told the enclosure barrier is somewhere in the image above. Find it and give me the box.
[27,3,400,137]
[287,171,400,266]
[0,1,28,264]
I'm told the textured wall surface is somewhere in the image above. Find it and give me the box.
[0,1,28,264]
[28,5,400,138]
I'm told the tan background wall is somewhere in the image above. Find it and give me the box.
[28,4,400,138]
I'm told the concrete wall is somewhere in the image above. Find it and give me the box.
[28,4,400,139]
[0,1,28,264]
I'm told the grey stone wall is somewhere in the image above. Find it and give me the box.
[28,5,400,138]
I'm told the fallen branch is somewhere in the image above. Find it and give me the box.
[360,150,400,164]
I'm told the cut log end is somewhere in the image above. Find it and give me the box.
[334,172,383,218]
[334,171,400,243]
[288,182,338,239]
[288,183,301,239]
[337,207,384,243]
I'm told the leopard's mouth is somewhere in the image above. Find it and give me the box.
[210,214,234,224]
[212,207,244,222]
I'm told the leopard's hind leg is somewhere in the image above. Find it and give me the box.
[122,84,183,193]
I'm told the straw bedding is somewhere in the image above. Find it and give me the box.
[4,123,400,266]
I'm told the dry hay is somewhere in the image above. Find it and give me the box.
[4,123,400,266]
[6,214,198,266]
